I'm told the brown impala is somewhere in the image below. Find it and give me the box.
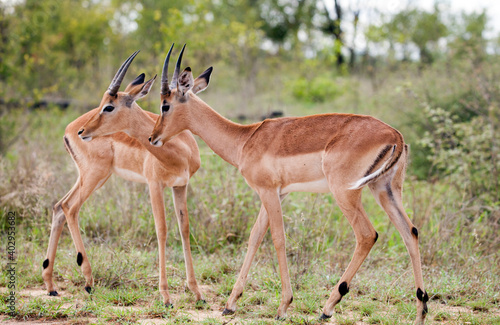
[44,49,205,307]
[149,45,428,324]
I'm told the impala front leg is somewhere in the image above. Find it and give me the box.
[149,182,172,307]
[224,194,287,315]
[172,185,204,302]
[260,189,293,320]
[224,203,269,314]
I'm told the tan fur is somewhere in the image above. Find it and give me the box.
[42,78,204,305]
[149,67,427,324]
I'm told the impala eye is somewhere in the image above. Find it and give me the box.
[162,105,170,113]
[103,105,114,113]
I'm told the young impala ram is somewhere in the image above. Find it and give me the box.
[149,45,429,324]
[43,49,205,306]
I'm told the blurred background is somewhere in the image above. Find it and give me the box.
[0,0,499,316]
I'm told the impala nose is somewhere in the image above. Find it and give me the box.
[78,129,84,135]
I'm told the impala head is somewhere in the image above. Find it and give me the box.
[78,51,156,141]
[149,44,212,147]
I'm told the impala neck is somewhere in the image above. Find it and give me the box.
[127,106,169,156]
[187,96,257,168]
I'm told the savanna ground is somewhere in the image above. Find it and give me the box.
[1,1,500,323]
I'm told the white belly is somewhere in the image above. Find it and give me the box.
[113,167,148,183]
[281,178,330,194]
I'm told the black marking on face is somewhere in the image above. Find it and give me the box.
[339,281,349,296]
[412,227,419,238]
[374,232,379,243]
[124,96,134,107]
[364,145,393,177]
[43,259,49,269]
[77,252,83,266]
[85,286,92,294]
[131,73,145,85]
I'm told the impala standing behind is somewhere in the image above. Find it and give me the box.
[43,50,204,307]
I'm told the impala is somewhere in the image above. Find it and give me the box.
[149,45,429,324]
[42,49,205,306]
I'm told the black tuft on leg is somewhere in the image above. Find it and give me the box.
[289,296,294,304]
[43,259,49,269]
[416,288,428,302]
[319,313,332,321]
[48,291,58,296]
[222,308,235,316]
[77,252,83,266]
[412,227,419,238]
[374,232,379,243]
[339,281,349,296]
[85,286,92,294]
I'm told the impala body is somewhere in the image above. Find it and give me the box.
[149,45,428,324]
[43,51,204,306]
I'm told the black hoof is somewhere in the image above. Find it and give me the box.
[275,316,286,321]
[196,299,207,305]
[222,308,234,316]
[48,291,58,296]
[165,303,174,309]
[319,313,332,321]
[84,286,92,294]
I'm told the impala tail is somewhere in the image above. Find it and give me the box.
[349,144,407,190]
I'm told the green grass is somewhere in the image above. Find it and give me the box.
[1,60,500,323]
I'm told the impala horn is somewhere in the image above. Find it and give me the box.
[171,44,186,89]
[161,44,174,95]
[108,50,140,96]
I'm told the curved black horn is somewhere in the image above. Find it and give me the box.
[108,50,140,96]
[171,44,186,89]
[161,43,174,95]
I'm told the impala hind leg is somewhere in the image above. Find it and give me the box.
[172,185,205,303]
[62,172,110,294]
[224,194,287,315]
[42,187,73,295]
[369,176,427,324]
[321,188,378,320]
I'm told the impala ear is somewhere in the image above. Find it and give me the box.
[192,67,212,94]
[129,75,156,101]
[177,67,194,97]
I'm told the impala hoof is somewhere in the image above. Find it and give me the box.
[84,286,92,294]
[196,299,207,305]
[275,316,286,321]
[319,313,332,321]
[165,303,174,309]
[222,308,234,315]
[48,291,58,296]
